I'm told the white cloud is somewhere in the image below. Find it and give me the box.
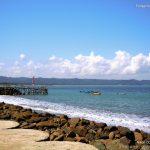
[19,53,26,60]
[0,51,150,79]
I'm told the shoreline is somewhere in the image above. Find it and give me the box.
[0,102,150,150]
[0,95,149,133]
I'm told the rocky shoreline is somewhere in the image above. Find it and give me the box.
[0,102,149,150]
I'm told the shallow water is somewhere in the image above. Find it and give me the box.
[0,85,150,133]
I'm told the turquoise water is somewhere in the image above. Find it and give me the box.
[0,85,150,132]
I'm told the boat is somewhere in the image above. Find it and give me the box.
[90,91,101,95]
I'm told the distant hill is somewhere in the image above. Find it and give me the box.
[0,76,150,85]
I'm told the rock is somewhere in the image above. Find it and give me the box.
[90,140,106,150]
[75,126,87,137]
[22,123,36,129]
[109,132,115,140]
[106,139,129,150]
[80,119,90,126]
[64,137,76,141]
[135,129,141,133]
[75,137,88,143]
[20,122,28,128]
[0,113,10,119]
[100,139,112,146]
[54,134,64,141]
[140,145,150,150]
[134,132,143,142]
[60,118,67,126]
[98,133,109,139]
[0,129,49,142]
[89,129,96,134]
[118,126,130,133]
[63,127,72,134]
[59,114,68,120]
[120,130,135,144]
[115,134,121,139]
[95,122,107,129]
[36,120,55,129]
[141,131,148,140]
[67,130,76,138]
[11,111,32,122]
[69,118,80,127]
[89,121,96,130]
[96,128,103,136]
[0,120,19,129]
[120,136,130,145]
[9,141,98,150]
[104,126,118,132]
[85,133,95,141]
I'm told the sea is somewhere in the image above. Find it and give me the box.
[0,85,150,133]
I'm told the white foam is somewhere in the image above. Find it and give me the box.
[0,95,150,133]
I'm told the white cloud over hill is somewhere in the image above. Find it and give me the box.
[1,51,150,79]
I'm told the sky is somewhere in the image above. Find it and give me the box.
[0,0,150,79]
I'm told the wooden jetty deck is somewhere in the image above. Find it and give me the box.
[0,84,48,95]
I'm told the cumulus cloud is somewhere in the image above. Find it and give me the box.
[0,51,150,79]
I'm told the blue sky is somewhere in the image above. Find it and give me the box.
[0,0,150,79]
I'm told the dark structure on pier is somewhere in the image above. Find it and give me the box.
[0,85,48,95]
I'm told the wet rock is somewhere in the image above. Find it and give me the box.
[68,118,80,127]
[90,140,106,150]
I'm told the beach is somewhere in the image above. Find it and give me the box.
[0,102,150,150]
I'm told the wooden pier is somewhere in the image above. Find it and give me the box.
[0,85,48,95]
